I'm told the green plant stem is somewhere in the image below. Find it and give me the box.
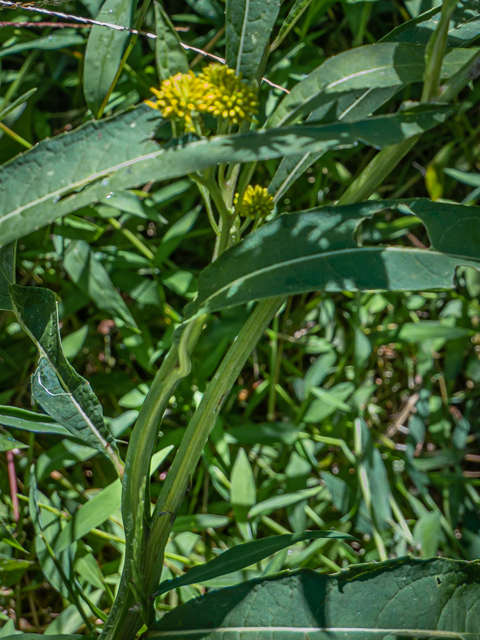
[108,217,155,260]
[99,316,205,640]
[0,122,32,150]
[421,0,460,102]
[145,296,284,572]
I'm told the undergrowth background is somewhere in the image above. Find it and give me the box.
[1,0,480,633]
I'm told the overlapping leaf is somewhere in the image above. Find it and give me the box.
[269,44,477,127]
[149,557,480,638]
[226,0,281,81]
[155,2,189,80]
[0,104,453,246]
[83,0,136,116]
[9,285,123,475]
[185,199,480,319]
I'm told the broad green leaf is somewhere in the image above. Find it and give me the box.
[184,199,480,319]
[149,557,480,638]
[0,405,68,436]
[356,418,392,529]
[55,480,122,553]
[0,522,27,552]
[414,511,442,557]
[154,206,201,266]
[153,530,353,597]
[304,383,354,423]
[83,0,136,116]
[56,238,138,330]
[269,44,476,127]
[0,33,84,59]
[0,103,454,246]
[10,285,123,474]
[445,167,480,186]
[155,2,189,81]
[0,243,15,311]
[270,0,313,52]
[226,0,281,80]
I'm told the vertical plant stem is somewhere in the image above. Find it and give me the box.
[144,297,284,594]
[421,0,460,103]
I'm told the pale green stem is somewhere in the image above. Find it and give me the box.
[421,0,460,103]
[0,122,32,150]
[108,217,155,261]
[99,318,205,640]
[144,297,284,595]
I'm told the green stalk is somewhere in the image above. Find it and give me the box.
[143,297,284,594]
[421,0,460,103]
[99,318,205,640]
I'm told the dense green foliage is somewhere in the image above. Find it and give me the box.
[1,0,480,638]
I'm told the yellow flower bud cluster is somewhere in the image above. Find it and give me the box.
[147,64,258,132]
[198,64,259,126]
[234,185,274,220]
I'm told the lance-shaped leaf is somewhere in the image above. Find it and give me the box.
[153,531,355,598]
[270,0,313,52]
[385,0,480,47]
[155,1,189,80]
[226,0,281,80]
[269,44,477,127]
[56,238,138,330]
[148,557,480,638]
[0,405,68,436]
[10,285,123,475]
[184,199,480,319]
[0,103,453,246]
[0,243,15,311]
[83,0,136,117]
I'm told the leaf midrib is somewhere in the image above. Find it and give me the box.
[193,244,471,312]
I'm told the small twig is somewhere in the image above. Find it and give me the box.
[0,1,289,93]
[7,450,20,522]
[385,392,419,438]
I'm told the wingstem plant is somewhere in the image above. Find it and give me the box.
[1,0,480,638]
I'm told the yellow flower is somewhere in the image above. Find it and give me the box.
[148,71,213,132]
[147,64,259,131]
[234,185,274,219]
[198,63,259,126]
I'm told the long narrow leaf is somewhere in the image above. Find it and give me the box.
[154,531,354,597]
[184,199,480,319]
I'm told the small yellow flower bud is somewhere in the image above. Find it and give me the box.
[234,185,274,220]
